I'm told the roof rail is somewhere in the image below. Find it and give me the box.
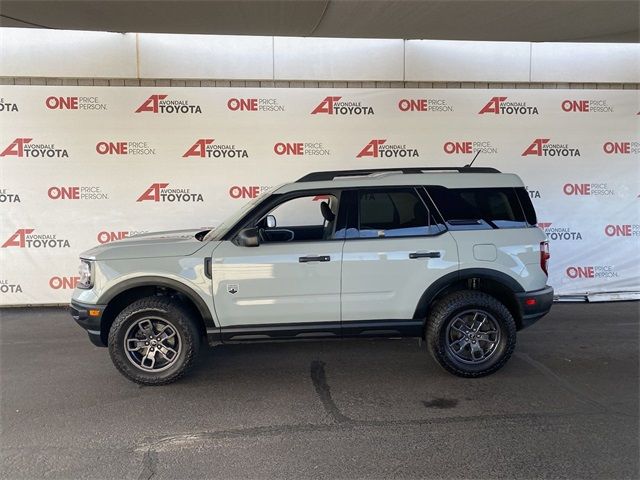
[296,167,501,182]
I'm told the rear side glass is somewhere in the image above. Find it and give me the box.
[360,190,435,238]
[427,186,531,230]
[338,188,443,238]
[515,187,538,226]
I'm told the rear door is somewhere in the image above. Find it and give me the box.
[340,187,459,333]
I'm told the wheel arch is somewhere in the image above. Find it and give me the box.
[414,269,525,330]
[97,276,215,346]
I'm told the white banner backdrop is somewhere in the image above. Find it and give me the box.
[0,86,638,305]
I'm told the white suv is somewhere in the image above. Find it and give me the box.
[71,167,553,385]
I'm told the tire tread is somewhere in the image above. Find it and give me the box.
[426,290,516,378]
[108,296,200,386]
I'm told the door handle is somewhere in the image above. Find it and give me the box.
[299,255,331,263]
[409,251,441,259]
[204,258,212,279]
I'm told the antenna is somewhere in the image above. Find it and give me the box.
[464,150,481,168]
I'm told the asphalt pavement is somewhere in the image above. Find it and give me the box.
[1,302,638,479]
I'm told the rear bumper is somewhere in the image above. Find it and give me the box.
[515,285,554,330]
[70,300,107,347]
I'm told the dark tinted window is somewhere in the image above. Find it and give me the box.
[427,187,530,230]
[515,187,537,225]
[354,188,441,238]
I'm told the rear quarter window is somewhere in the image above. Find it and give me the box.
[515,187,537,226]
[427,186,534,230]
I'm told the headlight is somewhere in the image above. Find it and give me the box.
[77,260,93,289]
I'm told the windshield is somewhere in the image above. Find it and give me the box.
[203,188,276,241]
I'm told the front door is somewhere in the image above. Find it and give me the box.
[211,193,344,339]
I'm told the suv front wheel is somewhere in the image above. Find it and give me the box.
[108,297,201,385]
[426,290,517,377]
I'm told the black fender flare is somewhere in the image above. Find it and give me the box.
[413,268,524,320]
[98,276,216,328]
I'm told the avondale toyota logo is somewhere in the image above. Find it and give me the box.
[0,188,21,203]
[357,139,419,158]
[311,96,374,115]
[0,138,69,158]
[479,97,539,115]
[537,222,583,241]
[0,98,19,112]
[525,186,542,199]
[135,94,203,114]
[522,139,581,157]
[136,183,204,202]
[182,139,249,159]
[1,229,71,248]
[0,280,22,294]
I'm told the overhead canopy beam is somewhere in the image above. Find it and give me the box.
[0,0,638,42]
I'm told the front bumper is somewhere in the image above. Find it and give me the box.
[70,300,107,347]
[515,285,554,329]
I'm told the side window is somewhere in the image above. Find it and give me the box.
[355,188,440,238]
[267,195,330,227]
[515,187,537,226]
[427,187,529,230]
[258,194,339,242]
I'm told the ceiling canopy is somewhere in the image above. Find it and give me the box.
[1,0,638,42]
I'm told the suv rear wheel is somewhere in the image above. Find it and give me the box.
[108,297,201,385]
[426,290,517,377]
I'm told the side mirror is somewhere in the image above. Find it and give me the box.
[266,215,276,228]
[237,228,259,247]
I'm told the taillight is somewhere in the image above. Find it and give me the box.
[540,241,550,276]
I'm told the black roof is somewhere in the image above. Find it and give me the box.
[296,167,501,183]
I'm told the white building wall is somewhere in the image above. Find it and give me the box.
[1,28,638,85]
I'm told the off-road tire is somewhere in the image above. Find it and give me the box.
[108,296,201,385]
[426,290,517,378]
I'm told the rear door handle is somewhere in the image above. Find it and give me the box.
[409,251,441,259]
[299,255,331,263]
[204,258,212,279]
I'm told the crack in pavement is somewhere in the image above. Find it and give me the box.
[134,357,636,454]
[137,448,157,480]
[309,360,352,424]
[134,408,624,452]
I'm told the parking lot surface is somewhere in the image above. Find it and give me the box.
[1,302,638,479]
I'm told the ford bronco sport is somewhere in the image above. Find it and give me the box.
[71,167,553,385]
